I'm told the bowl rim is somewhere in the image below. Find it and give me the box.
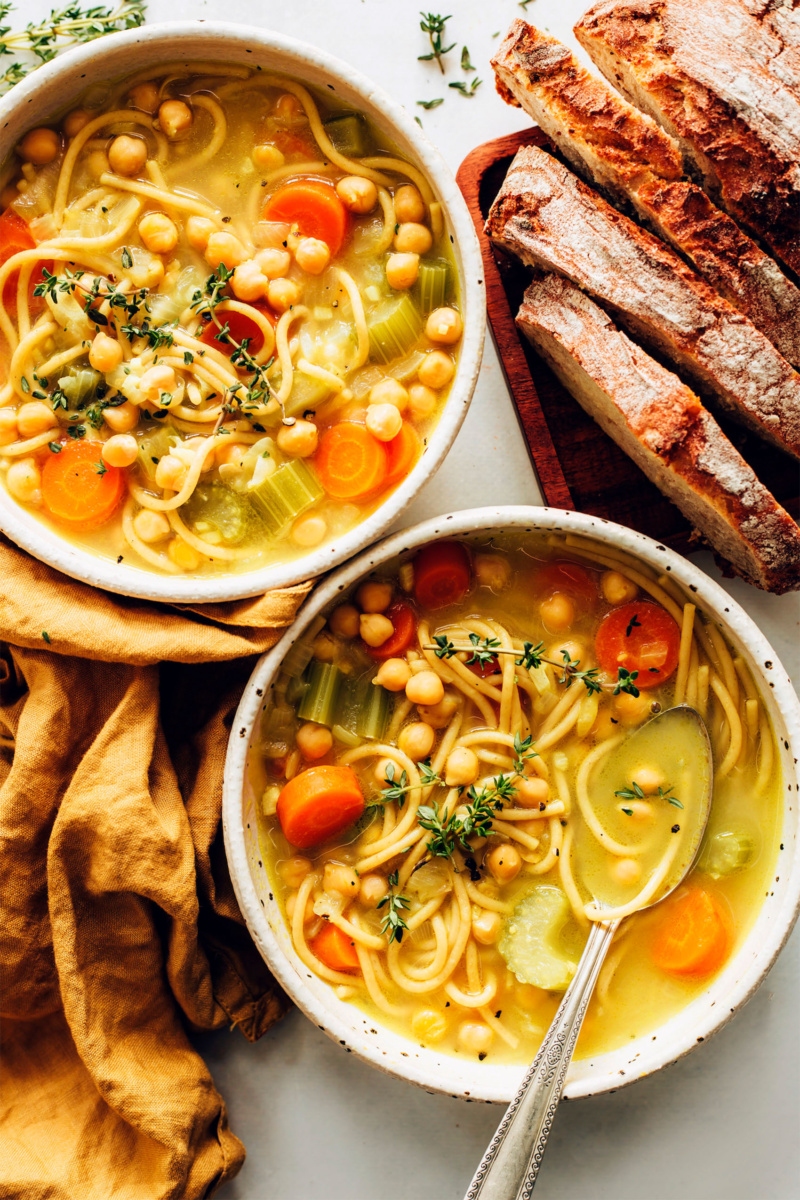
[0,20,485,604]
[223,505,800,1104]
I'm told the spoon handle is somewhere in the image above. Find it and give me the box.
[464,919,619,1200]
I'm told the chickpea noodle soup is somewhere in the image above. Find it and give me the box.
[255,531,782,1066]
[0,61,463,576]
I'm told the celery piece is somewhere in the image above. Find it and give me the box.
[58,367,102,409]
[367,293,423,364]
[499,886,582,992]
[414,258,451,313]
[333,675,371,738]
[248,458,323,535]
[136,424,178,481]
[297,661,343,728]
[323,113,372,157]
[182,482,257,545]
[261,702,296,757]
[356,682,393,741]
[698,830,755,879]
[332,723,361,747]
[282,615,326,677]
[284,369,332,419]
[285,674,308,706]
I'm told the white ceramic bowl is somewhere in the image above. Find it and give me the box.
[224,506,800,1104]
[0,23,484,603]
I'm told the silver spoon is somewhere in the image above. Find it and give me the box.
[464,705,713,1200]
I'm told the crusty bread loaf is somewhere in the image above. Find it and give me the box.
[517,273,800,593]
[575,0,800,275]
[739,0,800,97]
[486,145,800,460]
[491,19,800,369]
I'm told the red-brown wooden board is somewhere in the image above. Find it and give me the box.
[456,128,800,556]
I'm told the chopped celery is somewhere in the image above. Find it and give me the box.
[282,615,326,677]
[356,682,393,741]
[414,258,451,313]
[333,675,370,738]
[182,482,257,545]
[698,830,755,879]
[332,723,361,747]
[249,458,323,535]
[499,886,582,992]
[367,292,423,364]
[261,702,296,757]
[297,661,343,727]
[136,424,178,481]
[285,674,308,705]
[284,369,333,418]
[58,367,102,409]
[324,114,372,157]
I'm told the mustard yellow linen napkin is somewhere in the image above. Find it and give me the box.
[0,537,311,1200]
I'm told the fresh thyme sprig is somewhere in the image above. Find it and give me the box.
[418,12,455,74]
[418,776,514,862]
[512,731,538,776]
[449,77,482,97]
[372,759,443,809]
[615,780,683,814]
[377,871,410,944]
[0,2,146,95]
[416,97,444,110]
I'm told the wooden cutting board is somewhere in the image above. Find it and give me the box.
[456,128,800,556]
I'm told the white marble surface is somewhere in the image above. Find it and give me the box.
[23,0,799,1194]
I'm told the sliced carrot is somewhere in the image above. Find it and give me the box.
[0,209,51,316]
[199,302,275,358]
[595,600,681,689]
[276,764,365,849]
[41,440,126,529]
[315,422,388,500]
[309,922,361,973]
[651,887,732,977]
[383,421,421,490]
[366,601,417,660]
[535,559,597,602]
[414,540,472,611]
[263,180,348,256]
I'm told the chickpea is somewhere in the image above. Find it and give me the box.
[485,842,522,884]
[139,364,176,402]
[472,909,504,946]
[252,143,285,170]
[16,401,56,438]
[611,858,642,886]
[256,247,291,279]
[19,127,60,166]
[540,591,575,632]
[186,215,217,253]
[394,184,425,224]
[516,775,550,809]
[398,721,435,761]
[205,231,246,270]
[216,441,248,468]
[359,873,388,906]
[632,766,667,795]
[368,378,408,412]
[336,174,378,213]
[622,799,653,822]
[276,418,318,459]
[168,538,201,571]
[417,692,458,729]
[132,508,170,543]
[63,109,90,138]
[614,690,651,727]
[101,433,138,468]
[328,604,360,640]
[138,211,179,256]
[411,1009,448,1044]
[88,332,124,374]
[457,1021,493,1057]
[279,856,313,889]
[0,409,18,446]
[366,402,402,442]
[295,237,331,275]
[275,93,302,119]
[475,553,511,592]
[229,259,267,302]
[360,612,394,648]
[405,670,444,707]
[373,757,396,785]
[417,350,454,390]
[285,891,315,923]
[128,82,159,113]
[425,306,463,345]
[155,454,187,492]
[268,277,302,312]
[444,746,479,788]
[318,862,357,899]
[385,251,419,291]
[291,512,328,547]
[108,135,148,177]
[6,457,41,503]
[131,256,164,290]
[312,631,337,662]
[374,658,412,692]
[86,150,110,179]
[394,222,432,256]
[357,579,393,613]
[296,721,333,761]
[601,569,638,606]
[158,99,193,139]
[407,383,437,422]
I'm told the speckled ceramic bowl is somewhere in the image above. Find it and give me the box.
[223,506,800,1104]
[0,23,484,603]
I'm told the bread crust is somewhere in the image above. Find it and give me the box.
[486,145,800,460]
[492,19,800,369]
[575,0,800,275]
[517,273,800,593]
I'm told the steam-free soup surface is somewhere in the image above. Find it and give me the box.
[254,532,781,1065]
